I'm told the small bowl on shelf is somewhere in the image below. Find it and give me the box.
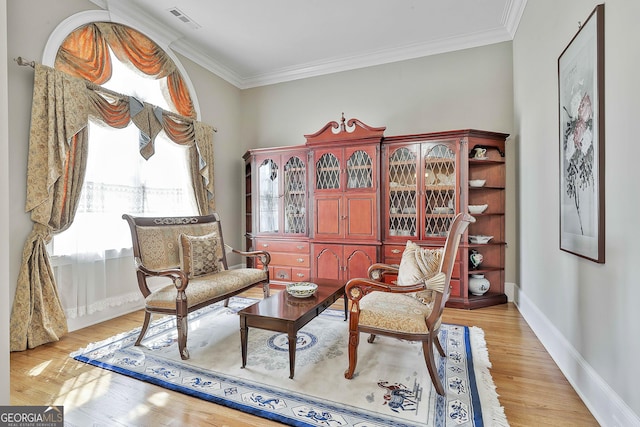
[433,206,453,214]
[286,282,318,298]
[469,235,493,244]
[468,204,488,214]
[469,179,486,188]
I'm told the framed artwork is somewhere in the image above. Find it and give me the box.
[558,4,605,263]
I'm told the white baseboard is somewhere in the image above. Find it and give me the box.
[514,285,640,427]
[504,281,516,302]
[67,300,145,332]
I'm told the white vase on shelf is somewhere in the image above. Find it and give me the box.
[468,274,490,296]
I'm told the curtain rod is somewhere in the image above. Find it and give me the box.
[14,56,35,68]
[13,56,217,132]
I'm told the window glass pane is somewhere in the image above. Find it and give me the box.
[101,47,171,111]
[51,48,196,256]
[52,121,196,255]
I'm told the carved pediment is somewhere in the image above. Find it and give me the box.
[305,113,385,145]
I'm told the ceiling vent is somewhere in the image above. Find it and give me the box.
[167,7,201,30]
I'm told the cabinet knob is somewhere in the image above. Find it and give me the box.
[296,273,304,277]
[262,244,269,248]
[296,258,304,263]
[296,245,304,250]
[391,249,401,254]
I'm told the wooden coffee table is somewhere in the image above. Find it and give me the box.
[239,278,347,379]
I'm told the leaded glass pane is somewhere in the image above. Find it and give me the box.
[284,156,306,234]
[424,144,456,237]
[316,153,340,190]
[258,159,279,233]
[388,147,417,237]
[346,150,373,189]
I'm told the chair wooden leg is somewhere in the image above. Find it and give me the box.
[367,334,376,343]
[224,298,230,307]
[423,337,445,396]
[177,314,190,360]
[344,329,360,379]
[135,312,152,346]
[262,282,270,298]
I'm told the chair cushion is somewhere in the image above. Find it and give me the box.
[178,231,224,278]
[359,292,438,334]
[396,240,443,286]
[145,268,268,310]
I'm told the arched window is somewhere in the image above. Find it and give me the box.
[50,21,200,324]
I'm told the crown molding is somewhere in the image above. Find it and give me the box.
[239,26,512,89]
[89,0,526,89]
[168,38,245,88]
[503,0,528,38]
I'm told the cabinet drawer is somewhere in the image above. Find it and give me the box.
[255,239,309,253]
[271,267,310,282]
[273,267,292,281]
[291,268,310,282]
[384,244,405,261]
[269,252,310,268]
[449,279,461,298]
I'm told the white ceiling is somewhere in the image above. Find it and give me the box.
[93,0,527,89]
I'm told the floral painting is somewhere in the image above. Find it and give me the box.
[558,4,604,263]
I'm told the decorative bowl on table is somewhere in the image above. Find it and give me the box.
[469,235,493,244]
[468,204,488,214]
[286,282,318,298]
[469,179,486,188]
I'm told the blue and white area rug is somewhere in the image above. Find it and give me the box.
[72,297,508,427]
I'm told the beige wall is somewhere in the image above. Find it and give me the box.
[239,42,516,283]
[513,0,640,423]
[1,0,10,404]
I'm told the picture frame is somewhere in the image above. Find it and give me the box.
[558,4,605,263]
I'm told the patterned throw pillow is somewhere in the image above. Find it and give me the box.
[396,240,443,286]
[178,232,221,278]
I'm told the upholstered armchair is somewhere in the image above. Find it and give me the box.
[122,213,271,360]
[343,213,474,395]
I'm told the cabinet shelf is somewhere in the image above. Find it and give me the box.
[425,185,455,191]
[424,158,455,164]
[466,241,506,248]
[466,212,504,216]
[468,266,503,274]
[469,158,504,165]
[469,186,505,190]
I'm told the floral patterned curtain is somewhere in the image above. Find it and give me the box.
[10,60,214,350]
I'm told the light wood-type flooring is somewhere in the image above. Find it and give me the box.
[11,288,599,426]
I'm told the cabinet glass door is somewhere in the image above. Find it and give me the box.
[284,155,306,234]
[316,153,340,190]
[258,158,279,233]
[423,143,456,237]
[346,149,373,189]
[388,146,418,237]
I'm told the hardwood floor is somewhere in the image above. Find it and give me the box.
[10,288,599,426]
